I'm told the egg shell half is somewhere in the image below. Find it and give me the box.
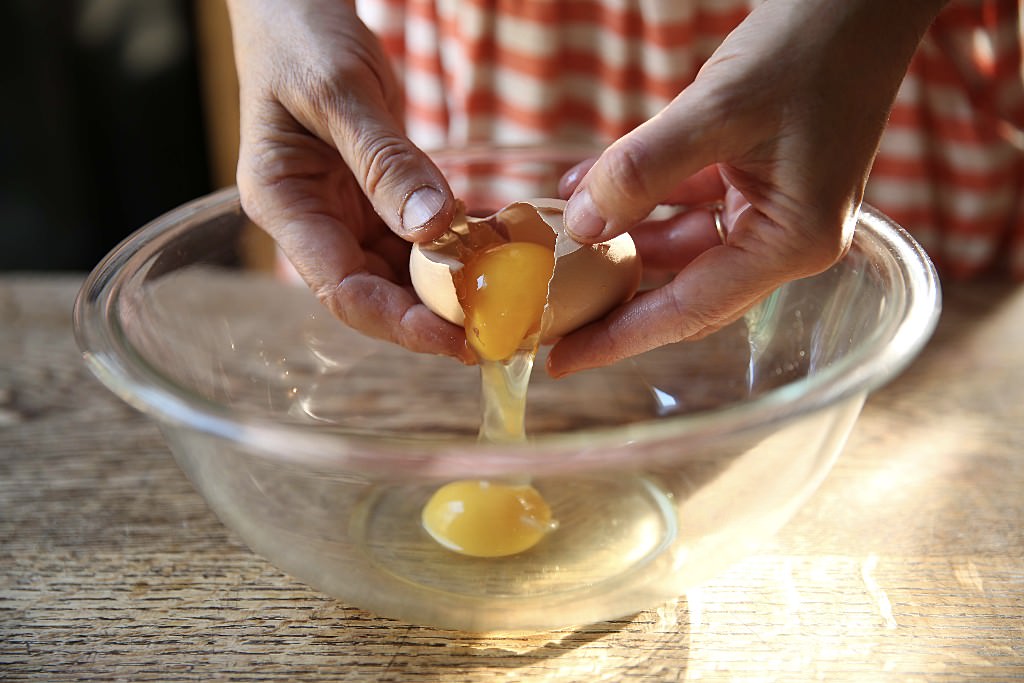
[410,199,642,343]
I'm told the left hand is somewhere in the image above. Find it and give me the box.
[547,0,946,377]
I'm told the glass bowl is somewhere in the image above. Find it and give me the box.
[74,145,941,632]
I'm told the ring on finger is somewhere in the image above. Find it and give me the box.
[710,202,726,245]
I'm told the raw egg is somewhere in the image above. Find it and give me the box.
[411,199,641,558]
[409,199,642,348]
[457,240,555,362]
[420,480,555,558]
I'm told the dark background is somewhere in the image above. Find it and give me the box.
[0,0,213,271]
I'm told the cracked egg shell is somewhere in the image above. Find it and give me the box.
[409,199,642,343]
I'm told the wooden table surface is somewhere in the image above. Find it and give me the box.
[1,274,1022,682]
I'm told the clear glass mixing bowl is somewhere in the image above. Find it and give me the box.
[74,145,941,632]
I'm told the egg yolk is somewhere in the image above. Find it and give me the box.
[421,480,554,558]
[456,241,555,362]
[421,239,557,559]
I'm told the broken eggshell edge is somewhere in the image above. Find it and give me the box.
[409,199,642,343]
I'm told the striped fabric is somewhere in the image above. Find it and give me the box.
[356,0,1024,279]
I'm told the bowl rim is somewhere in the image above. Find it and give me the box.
[73,146,942,474]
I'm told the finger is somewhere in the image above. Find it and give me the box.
[558,158,596,198]
[563,91,724,243]
[547,206,818,377]
[325,272,475,364]
[631,207,723,272]
[560,159,725,210]
[659,165,728,207]
[323,99,457,243]
[546,250,771,377]
[272,215,472,363]
[365,230,415,285]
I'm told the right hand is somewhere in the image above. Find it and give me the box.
[226,0,473,363]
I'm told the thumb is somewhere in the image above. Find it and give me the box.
[325,100,456,242]
[564,97,721,243]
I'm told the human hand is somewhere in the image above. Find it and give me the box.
[548,0,946,377]
[226,0,472,363]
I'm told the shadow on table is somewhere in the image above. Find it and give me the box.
[923,278,1020,347]
[372,601,691,681]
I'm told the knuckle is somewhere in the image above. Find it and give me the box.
[287,63,368,142]
[802,236,846,273]
[358,136,417,197]
[235,165,268,227]
[317,277,368,336]
[298,63,352,115]
[602,138,654,205]
[793,213,851,274]
[238,140,284,187]
[740,211,848,279]
[236,190,264,229]
[681,305,725,335]
[314,282,343,316]
[665,290,723,338]
[233,142,292,230]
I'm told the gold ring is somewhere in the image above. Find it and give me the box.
[711,202,726,245]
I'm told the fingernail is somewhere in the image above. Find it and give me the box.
[545,356,567,379]
[401,186,445,233]
[565,189,605,240]
[558,167,583,197]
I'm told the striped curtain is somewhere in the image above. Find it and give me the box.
[357,0,1024,279]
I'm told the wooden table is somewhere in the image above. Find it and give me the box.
[2,274,1022,681]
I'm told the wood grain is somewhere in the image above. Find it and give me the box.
[1,275,1022,681]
